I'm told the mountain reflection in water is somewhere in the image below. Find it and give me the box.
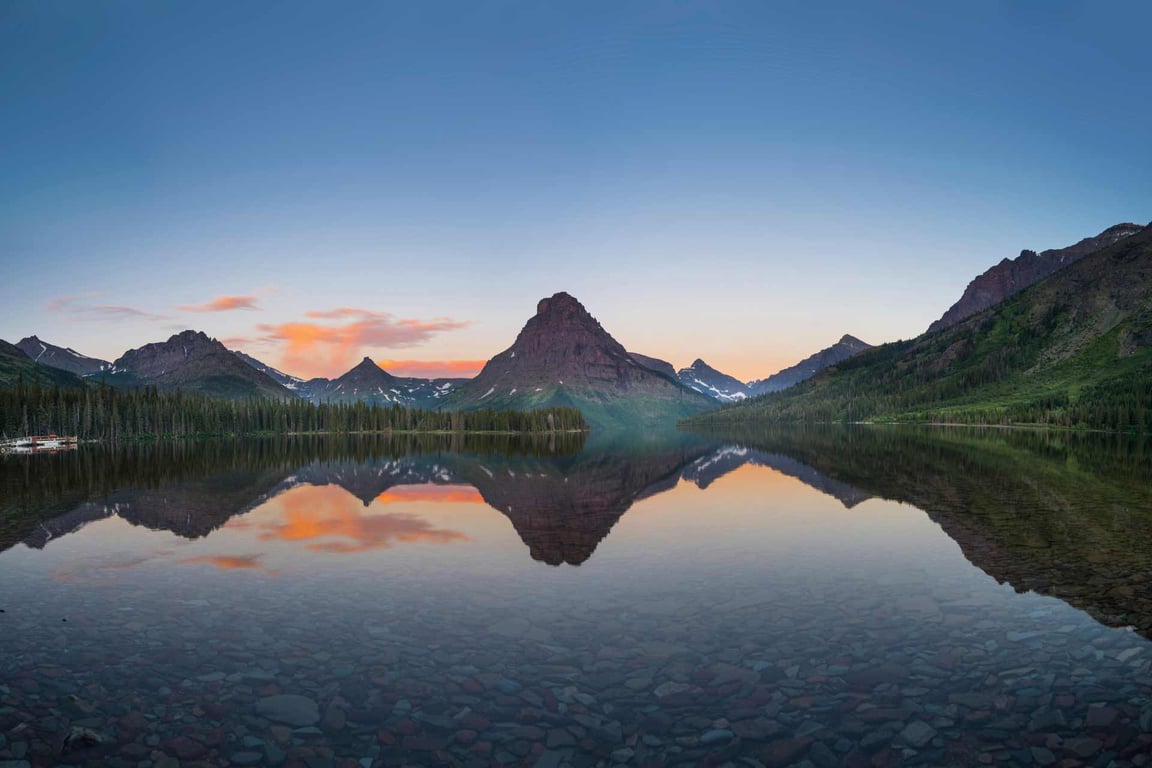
[2,427,1152,766]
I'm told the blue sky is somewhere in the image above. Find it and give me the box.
[2,1,1149,379]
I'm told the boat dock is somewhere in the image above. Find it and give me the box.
[0,435,80,454]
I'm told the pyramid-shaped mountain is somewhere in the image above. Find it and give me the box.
[445,292,713,427]
[294,357,464,408]
[677,359,750,402]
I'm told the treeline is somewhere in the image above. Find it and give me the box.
[0,379,588,441]
[691,363,1152,434]
[689,319,1152,434]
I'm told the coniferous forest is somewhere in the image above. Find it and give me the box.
[0,378,587,442]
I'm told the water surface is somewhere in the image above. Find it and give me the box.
[2,427,1151,767]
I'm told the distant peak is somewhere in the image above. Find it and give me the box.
[838,334,868,346]
[361,356,375,364]
[690,358,708,369]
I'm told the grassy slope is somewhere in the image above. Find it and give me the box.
[689,226,1152,431]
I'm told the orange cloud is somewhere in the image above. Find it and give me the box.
[377,359,486,379]
[256,308,469,379]
[179,295,262,312]
[375,485,484,505]
[180,554,265,570]
[253,485,470,554]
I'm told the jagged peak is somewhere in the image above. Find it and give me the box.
[167,329,213,343]
[535,291,586,317]
[838,334,869,347]
[1102,222,1143,235]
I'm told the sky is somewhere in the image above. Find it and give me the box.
[2,1,1150,381]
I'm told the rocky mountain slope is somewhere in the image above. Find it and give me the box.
[15,336,112,377]
[110,330,293,400]
[928,222,1142,334]
[444,292,714,428]
[0,338,88,389]
[628,352,677,379]
[747,335,872,395]
[691,223,1152,430]
[676,359,749,402]
[232,351,306,391]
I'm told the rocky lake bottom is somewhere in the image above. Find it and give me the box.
[1,428,1151,768]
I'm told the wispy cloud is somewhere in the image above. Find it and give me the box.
[179,295,262,313]
[256,307,469,378]
[378,358,486,379]
[46,295,168,322]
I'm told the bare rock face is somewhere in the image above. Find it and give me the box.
[929,223,1143,334]
[113,330,291,399]
[115,330,227,379]
[495,292,652,387]
[629,352,677,379]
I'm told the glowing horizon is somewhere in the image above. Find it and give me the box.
[3,3,1149,382]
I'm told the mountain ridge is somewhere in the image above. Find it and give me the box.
[928,222,1143,334]
[15,336,113,377]
[747,334,872,395]
[690,223,1152,431]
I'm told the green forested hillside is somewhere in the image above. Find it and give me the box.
[0,342,89,390]
[689,224,1152,433]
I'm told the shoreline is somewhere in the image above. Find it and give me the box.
[0,428,589,452]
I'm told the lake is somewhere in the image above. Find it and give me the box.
[1,427,1151,768]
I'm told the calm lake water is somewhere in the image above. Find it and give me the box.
[2,427,1152,768]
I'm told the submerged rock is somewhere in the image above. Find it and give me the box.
[256,694,320,727]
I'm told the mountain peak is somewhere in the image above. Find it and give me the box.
[536,291,587,318]
[168,329,214,345]
[839,334,867,346]
[448,293,712,426]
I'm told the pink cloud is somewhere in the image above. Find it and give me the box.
[179,295,262,312]
[256,307,469,378]
[378,358,486,379]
